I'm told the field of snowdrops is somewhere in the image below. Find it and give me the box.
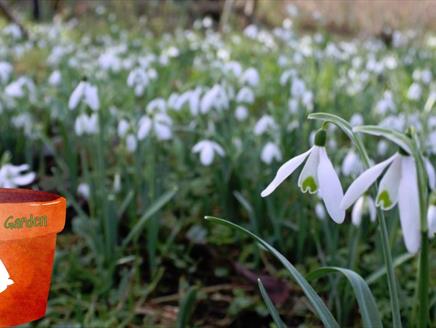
[0,7,435,328]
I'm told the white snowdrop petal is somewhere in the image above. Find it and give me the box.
[68,82,85,110]
[398,156,421,254]
[341,154,398,210]
[12,172,36,186]
[317,148,345,223]
[298,146,320,194]
[376,156,402,210]
[85,85,100,111]
[137,116,152,140]
[352,196,365,226]
[200,144,214,166]
[427,205,436,238]
[213,144,225,156]
[261,148,312,197]
[368,196,377,222]
[424,158,435,190]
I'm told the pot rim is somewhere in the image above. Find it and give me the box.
[0,188,61,204]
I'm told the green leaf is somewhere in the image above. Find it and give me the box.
[307,267,383,328]
[257,279,286,328]
[353,125,411,154]
[122,187,178,247]
[176,287,198,328]
[205,216,339,328]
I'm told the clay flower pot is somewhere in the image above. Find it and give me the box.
[0,188,66,326]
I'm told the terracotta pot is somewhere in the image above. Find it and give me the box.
[0,188,66,327]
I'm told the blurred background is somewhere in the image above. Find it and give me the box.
[0,1,435,327]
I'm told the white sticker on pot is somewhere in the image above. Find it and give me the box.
[0,259,14,294]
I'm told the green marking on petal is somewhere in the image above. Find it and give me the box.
[377,190,392,209]
[301,176,318,193]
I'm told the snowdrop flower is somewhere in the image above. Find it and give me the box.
[0,164,36,188]
[117,119,130,138]
[235,106,248,121]
[192,140,225,166]
[236,87,255,104]
[127,68,154,97]
[350,113,364,127]
[0,62,13,84]
[377,140,389,156]
[69,80,100,111]
[261,129,345,223]
[407,82,422,101]
[74,113,99,136]
[261,142,282,164]
[254,115,277,136]
[375,91,396,115]
[241,67,259,87]
[351,195,376,227]
[5,77,35,99]
[315,202,326,221]
[137,113,172,141]
[341,151,422,253]
[126,134,138,153]
[146,98,167,114]
[48,70,62,86]
[77,182,90,200]
[200,85,229,113]
[342,150,362,177]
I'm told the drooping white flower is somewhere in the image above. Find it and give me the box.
[254,115,277,136]
[0,62,13,84]
[375,91,396,115]
[0,164,36,188]
[137,112,172,141]
[74,113,99,136]
[69,81,100,111]
[127,67,156,97]
[147,98,167,114]
[350,113,364,127]
[351,195,376,227]
[315,202,326,221]
[117,119,130,138]
[341,152,421,253]
[235,106,248,121]
[261,142,282,164]
[77,182,90,200]
[407,82,422,101]
[48,70,62,86]
[240,67,259,87]
[261,130,345,223]
[342,150,362,177]
[200,85,229,114]
[126,134,138,153]
[192,140,225,166]
[5,77,35,99]
[236,87,255,104]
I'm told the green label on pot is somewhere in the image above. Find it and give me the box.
[3,215,48,229]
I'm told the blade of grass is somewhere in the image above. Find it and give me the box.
[205,216,339,328]
[307,267,383,328]
[122,187,177,248]
[257,279,286,328]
